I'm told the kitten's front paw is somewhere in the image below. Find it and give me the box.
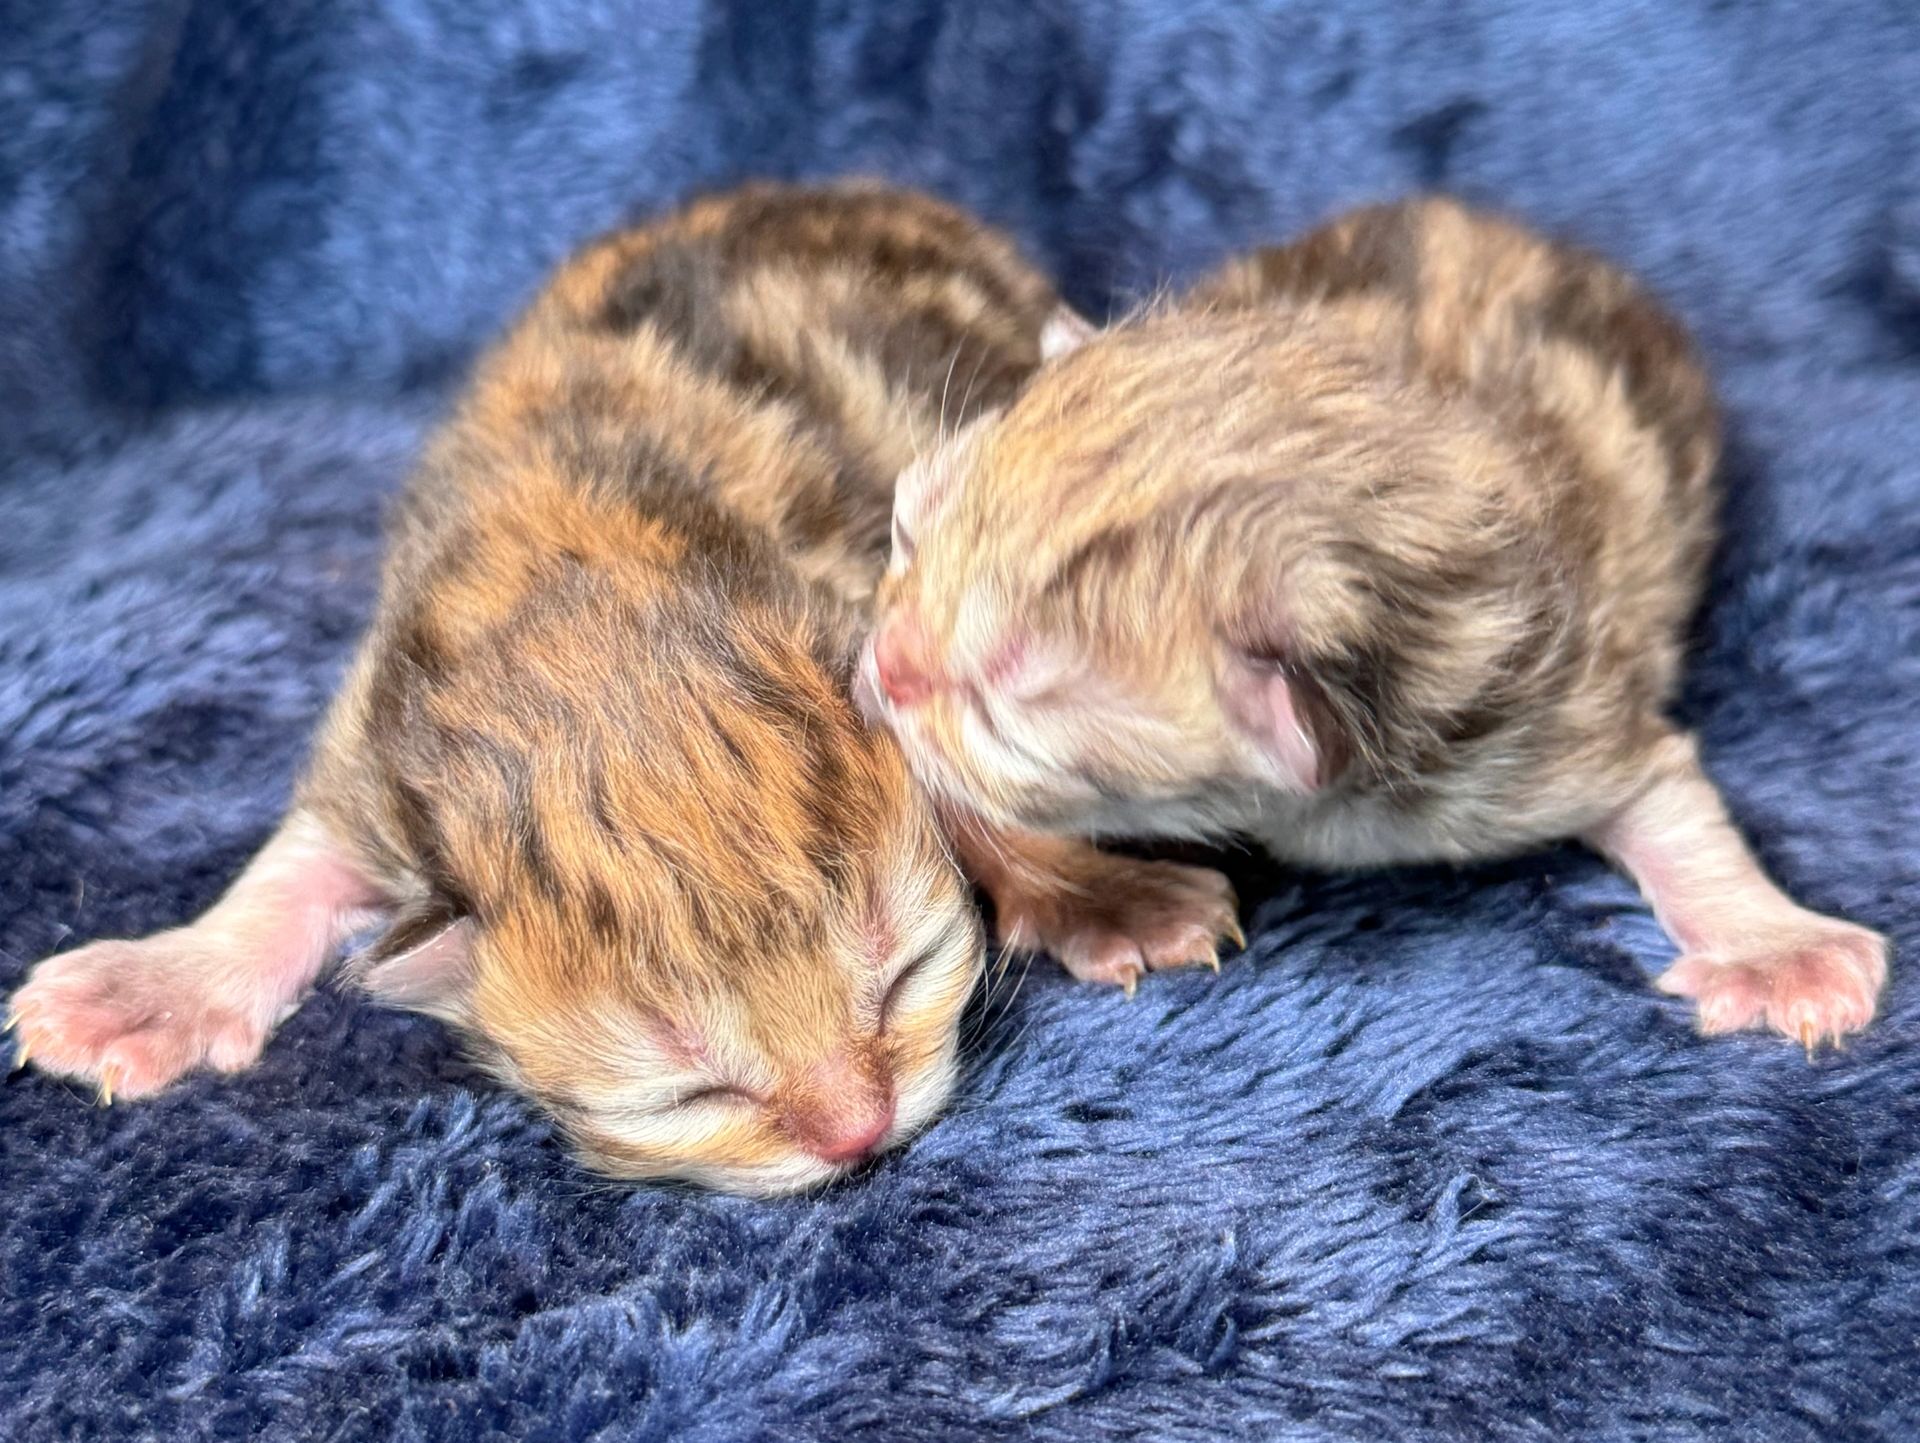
[991,855,1242,995]
[1656,917,1888,1051]
[8,935,272,1101]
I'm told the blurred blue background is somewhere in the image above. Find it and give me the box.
[2,4,1917,1439]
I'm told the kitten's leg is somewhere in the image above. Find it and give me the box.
[944,810,1242,994]
[7,811,386,1100]
[1586,732,1888,1050]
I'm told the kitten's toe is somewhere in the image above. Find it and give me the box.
[1656,955,1770,1034]
[1110,859,1241,973]
[992,854,1242,991]
[1759,923,1887,1047]
[8,936,272,1098]
[1055,944,1149,995]
[1656,918,1888,1051]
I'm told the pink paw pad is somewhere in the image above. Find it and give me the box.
[1656,919,1889,1052]
[8,936,271,1101]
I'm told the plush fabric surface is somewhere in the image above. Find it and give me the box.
[3,3,1918,1439]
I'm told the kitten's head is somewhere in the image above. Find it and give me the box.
[358,568,983,1196]
[861,310,1541,840]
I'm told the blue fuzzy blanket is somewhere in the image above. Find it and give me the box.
[4,4,1918,1439]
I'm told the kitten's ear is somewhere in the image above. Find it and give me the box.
[351,901,479,1026]
[1040,304,1098,360]
[891,455,935,564]
[894,413,987,543]
[1216,645,1347,794]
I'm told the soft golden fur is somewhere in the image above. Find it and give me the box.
[867,196,1888,1047]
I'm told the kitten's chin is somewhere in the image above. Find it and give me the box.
[572,1142,850,1197]
[935,756,1114,835]
[706,1156,852,1198]
[888,727,1004,823]
[886,707,1121,838]
[568,1049,964,1198]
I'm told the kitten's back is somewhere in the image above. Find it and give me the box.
[1193,196,1721,605]
[315,180,1062,895]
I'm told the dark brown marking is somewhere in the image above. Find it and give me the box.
[1044,525,1141,602]
[582,880,623,941]
[1535,258,1720,492]
[1250,202,1424,307]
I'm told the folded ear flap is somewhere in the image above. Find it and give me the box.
[1040,304,1099,360]
[1216,646,1349,795]
[348,899,478,1026]
[893,406,996,547]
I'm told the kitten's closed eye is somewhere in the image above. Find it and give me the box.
[673,1083,760,1112]
[880,947,945,1027]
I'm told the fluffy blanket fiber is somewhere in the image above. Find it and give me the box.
[4,3,1918,1439]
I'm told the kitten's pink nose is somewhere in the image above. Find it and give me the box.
[788,1056,897,1165]
[804,1103,897,1165]
[872,615,936,708]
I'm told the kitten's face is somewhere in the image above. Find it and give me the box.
[861,317,1426,840]
[473,807,983,1197]
[860,412,1295,842]
[363,606,985,1196]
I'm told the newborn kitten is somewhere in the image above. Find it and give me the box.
[864,195,1888,1048]
[8,181,1230,1192]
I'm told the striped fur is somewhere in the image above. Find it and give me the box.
[869,196,1887,1045]
[311,181,1073,1188]
[11,183,1066,1192]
